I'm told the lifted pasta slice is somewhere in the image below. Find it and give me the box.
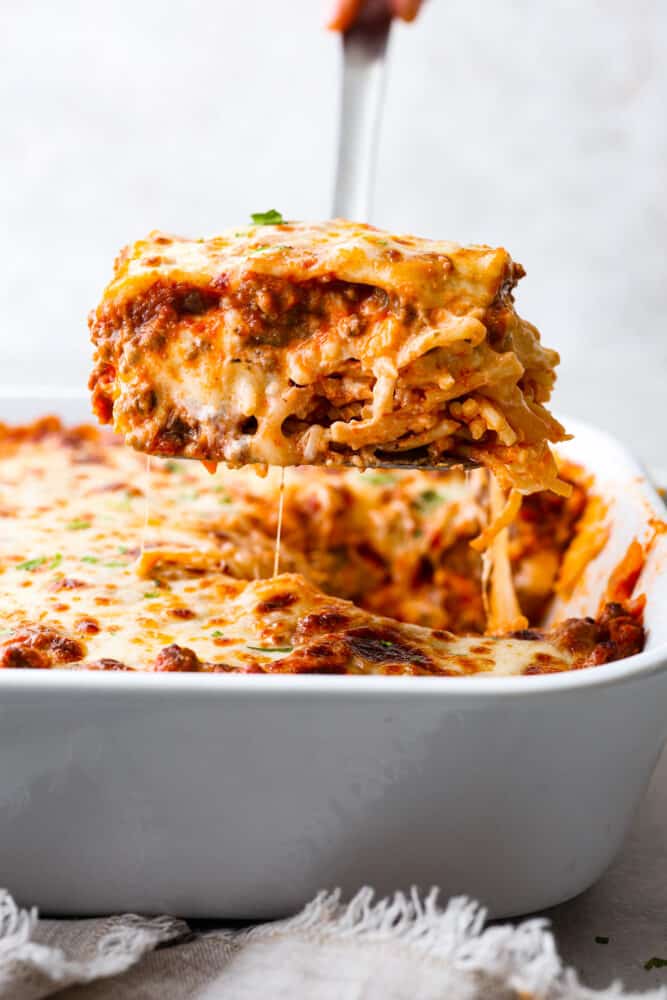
[89,220,569,494]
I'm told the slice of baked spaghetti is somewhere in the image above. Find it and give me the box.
[89,220,568,494]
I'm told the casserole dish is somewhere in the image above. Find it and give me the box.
[0,391,665,918]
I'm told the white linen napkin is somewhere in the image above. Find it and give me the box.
[0,887,663,1000]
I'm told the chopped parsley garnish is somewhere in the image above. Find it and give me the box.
[246,645,294,654]
[16,557,46,571]
[250,244,271,254]
[118,546,131,554]
[103,561,128,568]
[49,553,63,570]
[66,519,91,531]
[364,472,397,487]
[114,495,134,512]
[415,489,447,513]
[164,460,180,473]
[211,630,225,638]
[645,957,667,970]
[143,591,160,599]
[595,936,609,945]
[81,555,99,564]
[250,209,284,225]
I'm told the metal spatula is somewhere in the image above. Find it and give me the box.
[332,2,392,221]
[332,4,478,472]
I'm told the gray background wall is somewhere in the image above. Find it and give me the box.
[2,0,665,464]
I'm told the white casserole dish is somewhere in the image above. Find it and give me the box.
[0,392,666,919]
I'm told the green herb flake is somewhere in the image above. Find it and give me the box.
[143,592,160,599]
[66,519,91,531]
[250,243,291,253]
[118,546,131,554]
[164,460,180,473]
[415,489,447,513]
[364,472,397,487]
[16,557,46,571]
[645,957,667,971]
[81,556,99,564]
[211,630,225,638]
[49,553,63,570]
[250,209,284,225]
[246,645,294,655]
[103,561,128,568]
[595,936,609,945]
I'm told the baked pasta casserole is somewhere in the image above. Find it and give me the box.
[0,419,645,676]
